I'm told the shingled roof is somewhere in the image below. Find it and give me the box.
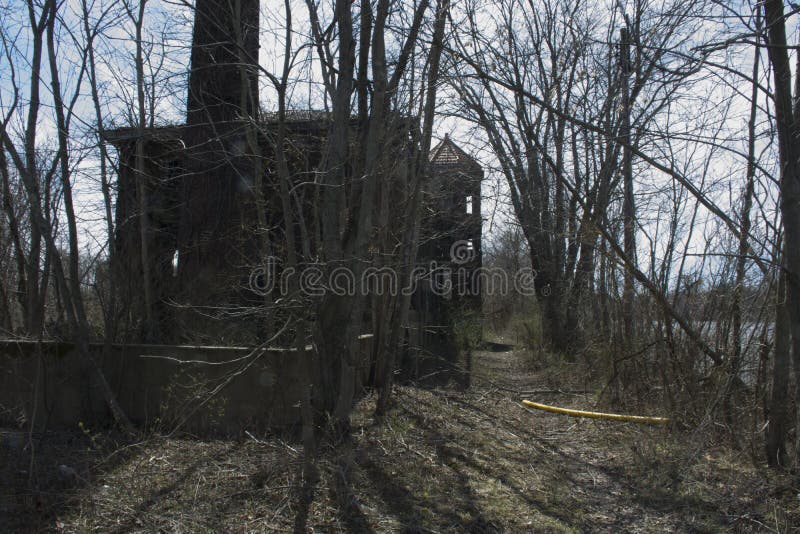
[429,134,482,173]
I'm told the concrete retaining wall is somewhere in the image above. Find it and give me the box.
[0,336,372,434]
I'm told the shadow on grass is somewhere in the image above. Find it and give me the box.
[415,390,739,531]
[355,401,511,532]
[331,444,375,533]
[0,427,142,532]
[107,441,244,533]
[292,467,316,534]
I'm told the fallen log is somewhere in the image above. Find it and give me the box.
[521,400,669,424]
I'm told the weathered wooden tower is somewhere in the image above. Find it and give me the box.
[404,135,483,380]
[178,0,261,305]
[425,134,483,304]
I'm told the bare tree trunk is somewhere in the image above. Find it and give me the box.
[312,0,357,435]
[0,148,22,334]
[127,0,155,341]
[600,237,611,340]
[0,203,11,332]
[762,0,800,467]
[620,25,636,344]
[767,260,790,466]
[727,12,759,434]
[82,0,120,344]
[20,0,47,336]
[0,1,56,340]
[44,0,134,431]
[376,0,449,415]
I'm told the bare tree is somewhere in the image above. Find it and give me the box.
[1,0,133,430]
[297,0,451,434]
[448,0,708,352]
[0,0,51,337]
[761,0,800,467]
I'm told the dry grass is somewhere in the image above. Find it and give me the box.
[3,347,799,532]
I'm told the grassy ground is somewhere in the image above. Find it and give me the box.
[2,345,799,532]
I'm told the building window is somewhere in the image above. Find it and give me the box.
[172,249,179,277]
[466,195,473,214]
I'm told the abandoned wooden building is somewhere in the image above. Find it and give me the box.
[0,0,487,437]
[106,124,483,343]
[104,0,483,361]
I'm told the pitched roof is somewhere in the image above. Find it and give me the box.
[429,135,482,173]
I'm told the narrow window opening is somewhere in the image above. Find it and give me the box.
[466,195,473,214]
[172,249,179,278]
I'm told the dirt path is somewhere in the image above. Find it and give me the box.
[6,347,799,532]
[339,348,793,532]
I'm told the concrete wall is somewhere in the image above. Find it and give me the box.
[0,336,372,435]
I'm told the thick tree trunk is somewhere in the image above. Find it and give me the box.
[312,0,358,434]
[763,0,800,467]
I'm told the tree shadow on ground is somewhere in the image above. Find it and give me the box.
[107,441,244,533]
[292,467,316,534]
[330,444,375,533]
[412,390,741,531]
[353,399,524,532]
[0,427,141,532]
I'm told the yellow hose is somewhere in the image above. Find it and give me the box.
[521,400,669,424]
